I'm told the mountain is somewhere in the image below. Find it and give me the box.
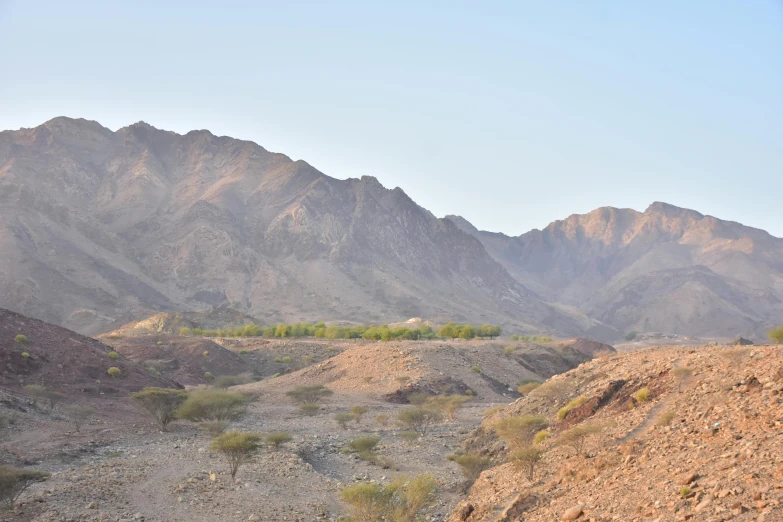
[0,117,601,337]
[446,203,783,338]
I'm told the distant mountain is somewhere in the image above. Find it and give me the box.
[447,203,783,338]
[0,117,601,337]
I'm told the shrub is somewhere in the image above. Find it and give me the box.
[557,396,588,420]
[483,405,505,418]
[395,376,410,385]
[203,351,209,356]
[265,432,293,449]
[239,349,249,354]
[65,405,94,432]
[407,392,431,406]
[426,395,470,421]
[299,403,320,416]
[471,365,481,373]
[672,367,694,392]
[334,413,354,429]
[449,454,491,482]
[213,373,252,390]
[107,367,121,378]
[204,372,213,379]
[176,389,248,422]
[23,384,48,408]
[348,435,380,454]
[533,429,549,445]
[286,385,333,404]
[655,410,677,427]
[530,378,576,405]
[341,474,436,522]
[625,332,637,341]
[557,420,611,456]
[0,465,49,509]
[399,430,420,443]
[375,413,390,427]
[198,421,229,437]
[768,325,783,344]
[156,341,163,345]
[210,431,261,479]
[494,415,548,449]
[680,486,691,498]
[13,335,27,344]
[396,407,443,436]
[517,380,542,395]
[510,445,544,480]
[21,352,30,358]
[131,387,188,430]
[633,388,650,403]
[351,405,368,424]
[108,351,119,360]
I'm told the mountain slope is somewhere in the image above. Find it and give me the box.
[446,204,783,339]
[0,117,598,336]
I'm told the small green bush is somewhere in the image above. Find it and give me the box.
[334,412,354,429]
[176,389,248,422]
[517,380,542,394]
[265,432,293,449]
[108,351,119,360]
[557,420,612,456]
[634,388,650,403]
[471,365,480,373]
[509,445,544,479]
[210,431,261,479]
[655,410,676,427]
[557,396,588,420]
[21,352,30,359]
[407,392,430,406]
[493,415,548,449]
[533,429,549,445]
[375,413,390,427]
[449,453,491,482]
[348,435,380,453]
[131,387,188,430]
[107,367,121,378]
[768,325,783,344]
[396,407,443,436]
[351,405,368,424]
[399,430,420,443]
[299,403,320,416]
[341,473,436,522]
[204,372,213,379]
[395,376,410,384]
[14,335,27,344]
[156,341,163,345]
[286,385,333,404]
[483,405,504,417]
[680,486,691,498]
[198,420,229,437]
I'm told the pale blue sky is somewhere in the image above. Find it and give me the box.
[1,1,781,237]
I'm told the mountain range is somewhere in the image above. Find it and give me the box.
[1,117,780,341]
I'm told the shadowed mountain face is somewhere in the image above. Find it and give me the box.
[447,204,783,338]
[0,117,601,337]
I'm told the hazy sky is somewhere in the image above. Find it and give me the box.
[1,1,781,236]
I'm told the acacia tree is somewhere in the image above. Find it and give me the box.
[210,431,261,480]
[396,407,443,436]
[176,389,248,422]
[0,465,49,509]
[769,326,783,344]
[285,385,333,404]
[131,387,188,430]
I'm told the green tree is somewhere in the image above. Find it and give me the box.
[274,324,292,338]
[769,325,783,344]
[437,322,458,338]
[131,388,188,430]
[351,405,368,424]
[286,385,333,404]
[0,465,49,509]
[458,325,476,340]
[210,431,261,479]
[334,412,354,429]
[396,407,443,436]
[625,332,638,341]
[341,474,436,522]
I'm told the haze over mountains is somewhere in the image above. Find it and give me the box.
[1,117,780,341]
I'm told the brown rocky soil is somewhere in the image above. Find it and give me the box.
[448,344,783,522]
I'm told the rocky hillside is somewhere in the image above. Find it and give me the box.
[447,204,783,339]
[0,308,176,395]
[0,117,599,337]
[448,343,783,521]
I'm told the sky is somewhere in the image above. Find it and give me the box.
[1,1,782,237]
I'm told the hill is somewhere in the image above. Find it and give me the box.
[0,117,598,338]
[102,308,262,337]
[0,308,176,395]
[447,343,783,521]
[447,204,783,339]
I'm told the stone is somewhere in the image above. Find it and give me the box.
[677,472,698,485]
[562,506,583,520]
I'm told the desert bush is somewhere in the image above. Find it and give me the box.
[517,380,542,395]
[286,385,333,404]
[655,410,677,427]
[448,453,491,482]
[0,465,49,509]
[494,415,548,449]
[625,332,637,341]
[65,405,94,432]
[335,413,353,429]
[156,341,163,345]
[533,429,549,445]
[633,388,650,403]
[131,387,188,430]
[396,407,443,436]
[769,325,783,344]
[399,430,420,443]
[21,352,30,358]
[680,486,691,498]
[213,373,252,390]
[204,372,213,379]
[108,351,119,360]
[557,420,611,456]
[300,403,320,416]
[407,392,430,406]
[672,367,694,392]
[265,432,293,449]
[362,376,374,383]
[510,445,544,479]
[395,376,410,385]
[503,345,517,355]
[470,365,480,373]
[557,396,588,420]
[13,335,27,344]
[426,395,470,421]
[375,413,390,427]
[530,378,576,405]
[198,420,229,437]
[203,351,209,356]
[176,389,248,422]
[351,405,368,424]
[482,405,505,418]
[210,431,261,479]
[348,435,380,454]
[23,385,48,408]
[341,474,436,522]
[107,367,121,378]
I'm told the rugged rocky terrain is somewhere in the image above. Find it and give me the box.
[447,205,783,340]
[448,344,783,521]
[102,309,262,338]
[0,117,598,338]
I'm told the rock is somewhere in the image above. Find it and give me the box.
[677,472,698,485]
[86,501,98,509]
[562,506,583,520]
[694,498,711,512]
[248,515,259,521]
